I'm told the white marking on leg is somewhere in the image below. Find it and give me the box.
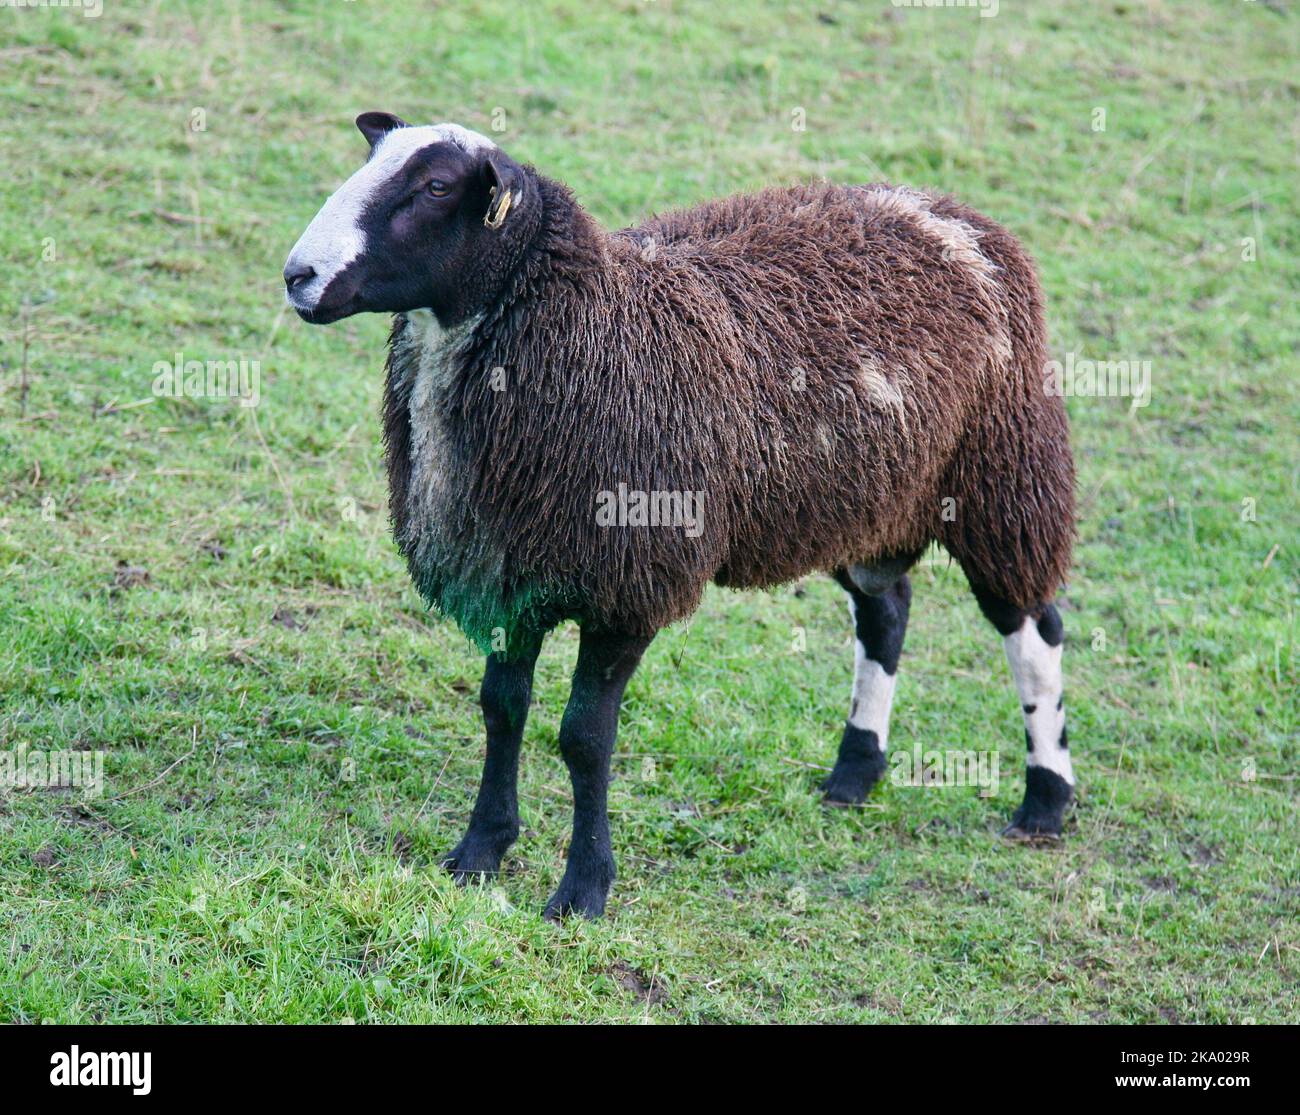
[847,599,898,749]
[1003,616,1073,784]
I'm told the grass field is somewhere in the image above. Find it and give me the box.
[1,0,1296,1023]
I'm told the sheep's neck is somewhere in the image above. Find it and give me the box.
[399,309,479,538]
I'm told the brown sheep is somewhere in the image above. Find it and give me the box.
[284,114,1077,919]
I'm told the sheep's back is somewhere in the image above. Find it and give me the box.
[620,183,1033,588]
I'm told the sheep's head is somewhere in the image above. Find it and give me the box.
[284,113,531,325]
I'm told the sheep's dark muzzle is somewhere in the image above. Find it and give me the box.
[293,301,355,325]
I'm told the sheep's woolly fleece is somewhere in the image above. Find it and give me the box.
[382,175,1075,655]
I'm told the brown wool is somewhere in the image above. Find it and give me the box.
[383,174,1074,645]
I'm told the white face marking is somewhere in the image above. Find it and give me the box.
[1004,616,1073,784]
[847,599,899,748]
[284,123,496,313]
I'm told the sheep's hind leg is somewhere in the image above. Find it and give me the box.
[443,638,544,882]
[970,585,1074,838]
[823,565,911,805]
[544,626,652,921]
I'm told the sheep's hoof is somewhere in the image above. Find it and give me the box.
[820,760,885,806]
[441,834,511,882]
[543,865,614,922]
[821,727,886,806]
[1000,806,1066,842]
[821,775,870,806]
[1001,769,1072,842]
[543,886,607,922]
[1000,822,1062,843]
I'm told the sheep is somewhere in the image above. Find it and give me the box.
[283,113,1077,919]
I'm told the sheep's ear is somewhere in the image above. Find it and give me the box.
[482,149,524,230]
[356,112,408,150]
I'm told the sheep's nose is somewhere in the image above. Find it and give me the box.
[283,262,315,291]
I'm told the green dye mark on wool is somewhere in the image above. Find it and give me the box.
[413,569,570,660]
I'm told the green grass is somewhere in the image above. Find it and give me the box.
[1,0,1296,1023]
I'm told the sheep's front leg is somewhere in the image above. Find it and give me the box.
[443,640,543,881]
[544,627,653,921]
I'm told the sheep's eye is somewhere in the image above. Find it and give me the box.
[426,179,450,198]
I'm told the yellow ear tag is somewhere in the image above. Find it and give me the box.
[485,187,513,229]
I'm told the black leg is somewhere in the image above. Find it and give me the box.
[822,567,911,805]
[544,626,652,921]
[443,638,543,881]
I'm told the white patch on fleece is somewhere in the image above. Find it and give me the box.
[400,309,481,545]
[847,599,899,748]
[861,186,997,283]
[284,123,496,312]
[857,185,1012,367]
[859,357,907,412]
[1004,616,1073,784]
